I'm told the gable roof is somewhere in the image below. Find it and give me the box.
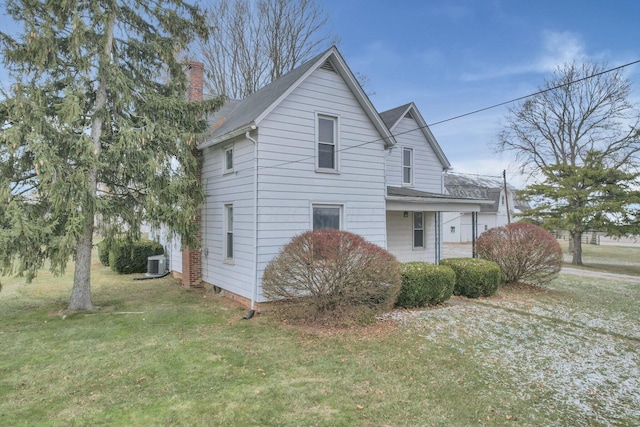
[443,173,529,212]
[199,46,396,149]
[379,102,451,170]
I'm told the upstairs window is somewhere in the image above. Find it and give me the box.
[402,147,413,185]
[224,147,233,173]
[317,115,338,171]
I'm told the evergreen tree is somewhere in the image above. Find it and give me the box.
[519,151,640,264]
[498,62,640,265]
[0,0,223,309]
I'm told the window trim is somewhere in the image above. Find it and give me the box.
[315,113,340,173]
[311,203,344,231]
[402,146,414,186]
[413,211,425,249]
[224,204,234,262]
[223,146,234,174]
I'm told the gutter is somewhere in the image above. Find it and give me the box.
[198,122,256,150]
[385,195,493,205]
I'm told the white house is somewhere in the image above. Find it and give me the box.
[156,47,490,308]
[442,173,529,242]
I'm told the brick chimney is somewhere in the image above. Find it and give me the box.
[186,61,204,101]
[182,60,205,288]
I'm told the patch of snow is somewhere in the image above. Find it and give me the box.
[395,301,640,424]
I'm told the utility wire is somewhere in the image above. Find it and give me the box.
[257,58,640,172]
[429,58,640,126]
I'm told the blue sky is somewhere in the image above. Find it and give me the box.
[1,0,639,187]
[323,0,640,185]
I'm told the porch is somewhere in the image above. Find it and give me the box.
[385,186,493,263]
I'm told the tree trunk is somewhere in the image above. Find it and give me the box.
[571,231,583,265]
[68,13,114,310]
[69,215,94,310]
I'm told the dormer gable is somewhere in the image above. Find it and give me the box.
[380,102,451,170]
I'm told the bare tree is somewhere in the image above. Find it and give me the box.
[195,0,334,99]
[497,61,640,265]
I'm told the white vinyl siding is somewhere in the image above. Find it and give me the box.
[197,65,390,303]
[254,67,388,301]
[199,138,255,300]
[387,115,445,192]
[443,212,506,243]
[386,211,437,263]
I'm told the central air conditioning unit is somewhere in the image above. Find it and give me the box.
[147,255,167,276]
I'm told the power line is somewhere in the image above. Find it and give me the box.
[429,58,640,127]
[256,58,640,172]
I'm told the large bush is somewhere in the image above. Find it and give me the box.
[109,240,164,274]
[262,230,401,322]
[476,222,562,287]
[439,258,500,298]
[397,262,455,308]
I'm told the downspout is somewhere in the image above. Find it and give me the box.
[246,126,258,310]
[383,147,391,249]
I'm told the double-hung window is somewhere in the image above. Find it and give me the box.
[402,147,413,185]
[413,211,424,248]
[224,204,233,260]
[312,204,342,230]
[317,115,338,171]
[224,147,233,173]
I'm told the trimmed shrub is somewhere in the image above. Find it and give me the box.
[262,230,401,323]
[476,223,562,287]
[109,240,164,274]
[397,262,455,308]
[97,239,113,267]
[440,258,500,298]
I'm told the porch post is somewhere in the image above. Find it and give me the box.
[434,212,441,263]
[472,211,478,258]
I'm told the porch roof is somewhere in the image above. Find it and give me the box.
[386,186,493,212]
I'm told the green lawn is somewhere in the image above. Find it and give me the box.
[1,249,639,426]
[560,241,640,275]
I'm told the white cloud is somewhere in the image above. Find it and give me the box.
[535,30,587,72]
[461,30,588,81]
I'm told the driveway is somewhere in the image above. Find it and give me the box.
[443,242,640,281]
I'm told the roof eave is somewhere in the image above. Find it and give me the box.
[198,122,256,150]
[330,50,397,148]
[386,195,493,205]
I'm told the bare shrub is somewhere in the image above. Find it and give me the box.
[476,223,562,287]
[262,230,401,322]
